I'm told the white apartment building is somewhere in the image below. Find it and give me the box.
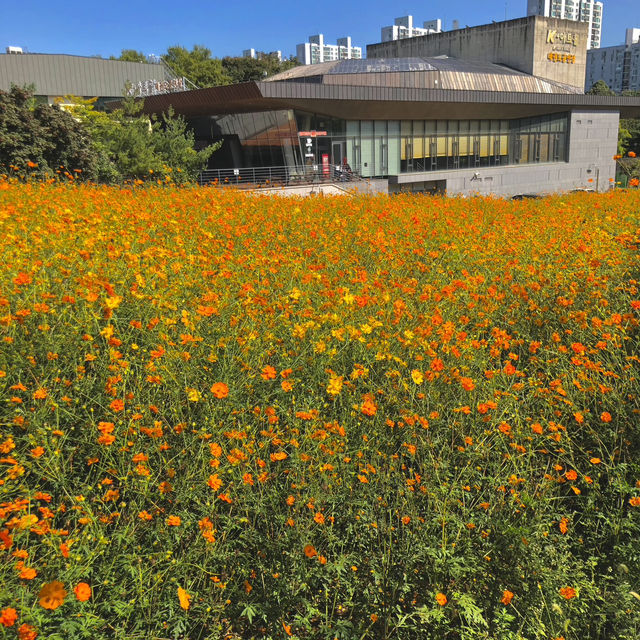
[296,35,362,65]
[381,16,443,42]
[586,28,640,92]
[527,0,602,48]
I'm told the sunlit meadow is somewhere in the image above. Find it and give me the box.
[1,180,639,640]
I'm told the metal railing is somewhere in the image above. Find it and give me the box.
[198,164,361,188]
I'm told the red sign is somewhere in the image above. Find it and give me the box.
[322,154,330,176]
[298,130,327,137]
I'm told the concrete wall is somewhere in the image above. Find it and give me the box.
[389,110,618,197]
[367,16,588,90]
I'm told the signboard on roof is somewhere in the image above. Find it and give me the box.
[127,77,188,98]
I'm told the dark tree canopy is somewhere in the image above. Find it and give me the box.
[117,49,148,63]
[163,46,232,88]
[161,45,298,88]
[0,85,97,177]
[0,87,218,183]
[586,80,616,96]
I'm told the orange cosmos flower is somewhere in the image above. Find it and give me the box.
[565,469,578,481]
[166,515,181,527]
[261,365,277,380]
[0,607,18,627]
[435,592,447,606]
[600,412,612,423]
[501,590,514,605]
[13,272,32,286]
[559,586,576,600]
[460,377,475,391]
[39,581,67,610]
[503,362,516,375]
[208,474,223,491]
[74,582,91,601]
[629,496,640,507]
[19,567,37,580]
[270,451,288,462]
[361,396,377,417]
[303,544,317,558]
[17,623,38,640]
[559,517,569,534]
[177,586,191,610]
[210,382,229,398]
[109,398,124,412]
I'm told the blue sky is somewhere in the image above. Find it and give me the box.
[1,0,636,59]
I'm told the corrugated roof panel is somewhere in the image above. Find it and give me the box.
[0,54,175,97]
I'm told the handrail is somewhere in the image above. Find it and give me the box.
[198,164,362,187]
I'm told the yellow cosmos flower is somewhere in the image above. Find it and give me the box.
[186,388,201,402]
[326,375,344,396]
[177,586,191,610]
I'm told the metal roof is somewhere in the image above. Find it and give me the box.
[139,81,640,120]
[265,56,583,94]
[0,53,175,97]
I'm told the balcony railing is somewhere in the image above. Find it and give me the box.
[198,164,361,188]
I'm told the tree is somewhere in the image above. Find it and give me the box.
[162,46,231,88]
[118,49,148,63]
[221,55,299,84]
[619,117,640,156]
[65,95,219,183]
[0,85,98,178]
[586,80,616,96]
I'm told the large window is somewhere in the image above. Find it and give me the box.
[188,110,569,176]
[347,113,569,177]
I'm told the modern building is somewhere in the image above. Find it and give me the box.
[527,0,602,49]
[586,28,640,92]
[381,16,443,42]
[243,49,283,62]
[135,16,640,197]
[0,52,185,106]
[296,35,362,65]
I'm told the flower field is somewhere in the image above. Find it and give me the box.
[1,181,640,640]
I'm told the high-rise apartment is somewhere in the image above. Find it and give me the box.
[296,35,362,65]
[381,16,443,42]
[586,28,640,92]
[527,0,602,48]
